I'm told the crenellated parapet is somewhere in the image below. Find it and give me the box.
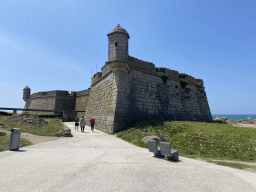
[76,89,90,97]
[195,79,204,87]
[166,69,179,80]
[105,60,130,75]
[92,57,204,88]
[102,64,112,77]
[128,56,156,74]
[184,75,196,86]
[91,72,103,85]
[29,90,71,98]
[155,68,179,80]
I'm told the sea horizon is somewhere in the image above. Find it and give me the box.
[212,114,256,120]
[1,111,256,121]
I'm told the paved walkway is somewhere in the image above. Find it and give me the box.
[0,122,255,192]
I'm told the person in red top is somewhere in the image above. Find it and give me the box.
[89,117,96,133]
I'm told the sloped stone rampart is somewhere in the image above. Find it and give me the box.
[84,72,117,133]
[75,90,90,118]
[111,67,212,132]
[128,69,211,122]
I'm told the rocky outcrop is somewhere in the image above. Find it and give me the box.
[213,117,256,124]
[142,135,167,144]
[4,112,48,127]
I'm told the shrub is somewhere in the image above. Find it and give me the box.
[180,79,188,89]
[158,72,168,85]
[195,82,202,87]
[179,73,188,79]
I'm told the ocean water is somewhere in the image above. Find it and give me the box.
[212,114,256,120]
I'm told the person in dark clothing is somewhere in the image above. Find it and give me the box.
[75,117,79,131]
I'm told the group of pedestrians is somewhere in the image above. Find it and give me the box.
[75,116,95,133]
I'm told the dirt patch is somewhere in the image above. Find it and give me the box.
[0,128,62,145]
[4,112,48,127]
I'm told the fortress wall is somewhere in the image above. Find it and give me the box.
[75,89,90,118]
[195,79,204,87]
[91,72,103,85]
[24,90,77,117]
[54,96,76,112]
[24,97,56,114]
[29,90,69,98]
[102,64,112,76]
[128,56,156,74]
[76,89,90,96]
[55,96,76,121]
[127,69,211,122]
[112,68,212,132]
[184,75,196,86]
[166,69,179,80]
[84,72,118,133]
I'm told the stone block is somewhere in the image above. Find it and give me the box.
[64,128,72,137]
[148,140,165,157]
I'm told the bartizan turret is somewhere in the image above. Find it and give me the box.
[107,24,130,61]
[105,24,131,76]
[23,86,31,102]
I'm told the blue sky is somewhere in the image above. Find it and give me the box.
[0,0,255,115]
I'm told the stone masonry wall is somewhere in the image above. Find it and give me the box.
[24,91,76,116]
[84,72,118,133]
[108,33,129,61]
[128,56,156,74]
[55,96,76,112]
[75,89,90,119]
[24,97,56,115]
[130,69,211,121]
[112,68,212,132]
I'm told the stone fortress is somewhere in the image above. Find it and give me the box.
[23,24,212,133]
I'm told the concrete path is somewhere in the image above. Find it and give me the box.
[0,122,255,192]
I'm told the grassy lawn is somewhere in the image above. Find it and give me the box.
[0,112,65,152]
[107,119,256,171]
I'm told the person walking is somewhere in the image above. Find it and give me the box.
[75,117,79,131]
[80,116,86,132]
[89,117,96,133]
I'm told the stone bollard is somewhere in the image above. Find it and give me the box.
[64,128,72,137]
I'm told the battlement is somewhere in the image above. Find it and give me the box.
[195,79,204,87]
[91,72,103,85]
[128,56,156,74]
[155,68,179,80]
[76,89,90,96]
[184,75,196,86]
[29,90,71,98]
[92,56,204,87]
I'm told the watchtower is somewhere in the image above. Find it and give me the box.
[107,24,130,61]
[23,86,31,102]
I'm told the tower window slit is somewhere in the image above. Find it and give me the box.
[115,43,117,46]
